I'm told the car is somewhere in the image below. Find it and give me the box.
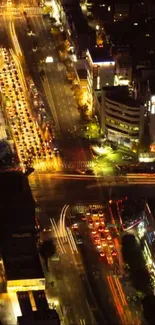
[122,155,132,161]
[86,210,91,216]
[81,215,86,221]
[98,226,104,232]
[71,223,78,229]
[85,169,95,175]
[94,236,100,243]
[88,220,93,227]
[92,209,98,217]
[109,242,114,248]
[100,252,105,257]
[32,40,38,52]
[111,250,117,256]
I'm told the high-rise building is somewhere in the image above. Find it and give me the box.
[100,86,144,148]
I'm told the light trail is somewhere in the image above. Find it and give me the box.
[65,227,74,254]
[9,21,22,57]
[42,72,60,132]
[107,276,125,325]
[62,204,69,241]
[50,218,66,254]
[59,205,67,242]
[114,238,124,275]
[66,227,78,253]
[51,218,66,254]
[10,49,28,92]
[114,277,127,306]
[85,300,97,325]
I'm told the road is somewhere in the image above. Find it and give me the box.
[46,214,97,325]
[0,4,155,325]
[14,15,80,133]
[28,171,155,229]
[68,204,143,325]
[13,14,93,164]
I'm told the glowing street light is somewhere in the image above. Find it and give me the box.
[45,56,54,63]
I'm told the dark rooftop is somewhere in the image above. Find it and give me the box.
[2,235,44,280]
[0,172,35,239]
[17,309,60,325]
[77,68,87,79]
[103,86,141,107]
[88,46,114,63]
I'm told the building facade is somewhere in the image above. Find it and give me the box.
[86,47,115,90]
[101,86,144,147]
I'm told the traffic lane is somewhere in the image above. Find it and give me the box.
[1,16,14,49]
[44,66,79,131]
[48,258,77,325]
[78,223,121,325]
[13,20,52,118]
[16,15,79,131]
[16,17,78,132]
[49,252,94,325]
[77,216,143,325]
[29,17,80,129]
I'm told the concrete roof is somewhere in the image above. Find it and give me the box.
[2,235,44,281]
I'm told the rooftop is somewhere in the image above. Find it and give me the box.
[0,172,36,238]
[88,46,114,63]
[2,235,44,280]
[77,68,87,79]
[64,3,90,33]
[17,309,60,325]
[103,86,142,107]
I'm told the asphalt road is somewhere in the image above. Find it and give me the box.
[28,172,155,228]
[14,15,80,133]
[48,241,95,325]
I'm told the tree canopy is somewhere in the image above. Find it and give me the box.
[39,238,56,269]
[121,234,153,294]
[142,295,155,325]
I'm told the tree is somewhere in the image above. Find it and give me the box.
[139,116,151,153]
[43,6,53,16]
[142,295,155,325]
[39,239,56,270]
[131,268,153,294]
[121,234,153,294]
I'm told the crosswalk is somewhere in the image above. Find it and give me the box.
[0,6,42,16]
[60,160,94,169]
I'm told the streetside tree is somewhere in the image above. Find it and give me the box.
[39,238,56,270]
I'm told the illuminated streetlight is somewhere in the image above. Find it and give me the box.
[45,56,54,63]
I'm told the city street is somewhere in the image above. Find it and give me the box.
[29,171,155,228]
[46,217,97,325]
[1,2,155,325]
[14,15,80,134]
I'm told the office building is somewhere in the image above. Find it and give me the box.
[86,46,115,90]
[0,172,37,240]
[63,1,95,57]
[101,86,145,147]
[2,234,45,293]
[17,309,60,325]
[113,46,132,86]
[17,291,60,325]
